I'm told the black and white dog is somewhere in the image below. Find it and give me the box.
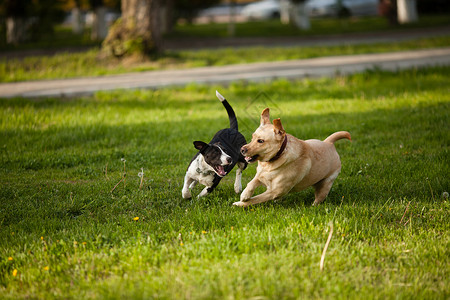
[182,91,247,199]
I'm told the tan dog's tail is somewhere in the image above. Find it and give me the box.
[324,131,351,144]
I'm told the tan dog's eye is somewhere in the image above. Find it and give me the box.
[257,139,264,144]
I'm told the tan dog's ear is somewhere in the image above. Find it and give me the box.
[260,108,271,126]
[273,118,285,135]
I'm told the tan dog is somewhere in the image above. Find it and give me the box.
[235,108,351,207]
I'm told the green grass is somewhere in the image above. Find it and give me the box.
[1,67,449,299]
[168,15,450,38]
[0,26,100,52]
[1,15,450,83]
[1,35,450,83]
[2,15,448,52]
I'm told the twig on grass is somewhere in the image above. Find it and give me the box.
[399,201,411,224]
[320,222,334,271]
[138,168,144,190]
[110,176,125,193]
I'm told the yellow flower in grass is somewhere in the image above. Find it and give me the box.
[43,266,49,271]
[180,242,184,246]
[12,269,18,277]
[202,231,207,234]
[40,236,44,240]
[8,257,13,261]
[133,217,139,221]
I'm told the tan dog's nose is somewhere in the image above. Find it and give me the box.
[241,146,248,155]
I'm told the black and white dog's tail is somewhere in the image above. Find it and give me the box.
[216,90,238,131]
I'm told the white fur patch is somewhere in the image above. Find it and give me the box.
[216,90,225,102]
[186,154,216,187]
[216,144,232,165]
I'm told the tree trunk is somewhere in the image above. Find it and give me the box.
[291,2,310,31]
[91,6,108,40]
[102,0,162,58]
[280,0,290,24]
[397,0,418,24]
[6,17,29,44]
[228,0,236,37]
[280,1,310,30]
[160,0,175,35]
[378,0,398,26]
[71,7,84,35]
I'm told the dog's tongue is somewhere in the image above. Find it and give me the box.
[217,165,226,176]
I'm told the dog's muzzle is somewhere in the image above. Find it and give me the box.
[241,146,248,155]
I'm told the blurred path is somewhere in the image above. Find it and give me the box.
[1,47,450,98]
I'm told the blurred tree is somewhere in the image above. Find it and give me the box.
[397,0,418,23]
[63,0,119,36]
[280,0,310,30]
[1,0,65,45]
[71,0,84,34]
[102,0,162,58]
[378,0,398,25]
[160,0,175,35]
[89,0,107,40]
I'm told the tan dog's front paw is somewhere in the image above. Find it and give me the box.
[240,190,252,202]
[233,201,249,207]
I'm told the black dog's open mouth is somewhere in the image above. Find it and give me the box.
[214,165,227,177]
[245,155,259,163]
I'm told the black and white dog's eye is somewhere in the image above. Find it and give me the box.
[257,139,264,144]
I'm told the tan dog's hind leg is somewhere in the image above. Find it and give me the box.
[312,170,340,206]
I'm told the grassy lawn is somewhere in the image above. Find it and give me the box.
[0,26,100,52]
[1,35,450,83]
[1,15,450,83]
[168,15,450,38]
[1,15,448,51]
[0,67,449,299]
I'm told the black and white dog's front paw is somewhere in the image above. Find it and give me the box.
[182,188,192,199]
[197,187,211,198]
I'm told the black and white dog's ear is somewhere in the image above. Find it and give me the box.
[193,141,209,151]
